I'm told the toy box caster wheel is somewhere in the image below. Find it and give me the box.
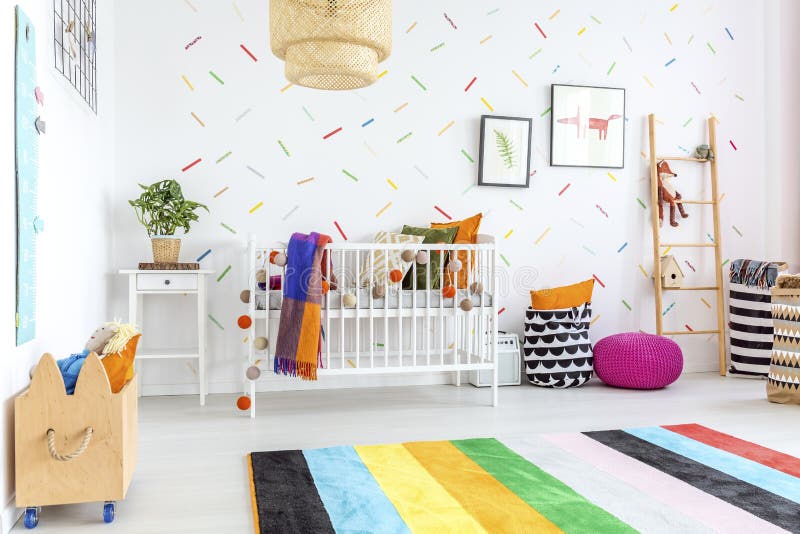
[103,501,115,524]
[23,507,39,529]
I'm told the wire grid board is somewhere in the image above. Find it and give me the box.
[53,0,97,112]
[15,6,39,345]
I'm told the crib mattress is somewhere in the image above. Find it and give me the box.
[255,289,492,310]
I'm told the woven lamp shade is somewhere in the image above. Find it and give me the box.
[270,0,392,90]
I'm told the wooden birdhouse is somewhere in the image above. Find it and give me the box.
[660,255,685,288]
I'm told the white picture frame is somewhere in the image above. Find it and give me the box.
[550,84,626,168]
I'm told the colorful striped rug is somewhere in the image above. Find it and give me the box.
[247,424,800,533]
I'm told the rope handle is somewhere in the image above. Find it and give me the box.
[46,427,93,462]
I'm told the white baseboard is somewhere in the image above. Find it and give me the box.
[2,493,20,534]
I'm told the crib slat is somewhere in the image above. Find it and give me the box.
[398,251,403,369]
[482,248,488,363]
[491,243,499,406]
[248,240,258,418]
[340,251,345,369]
[426,252,431,367]
[384,262,389,369]
[478,249,484,363]
[355,250,360,368]
[258,250,264,398]
[325,249,331,370]
[439,249,444,367]
[412,260,417,367]
[451,251,458,371]
[466,248,472,367]
[322,250,328,368]
[369,250,374,369]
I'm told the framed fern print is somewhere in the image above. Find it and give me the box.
[550,84,626,168]
[478,115,532,188]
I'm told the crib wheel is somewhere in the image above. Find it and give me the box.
[23,507,39,529]
[103,501,115,524]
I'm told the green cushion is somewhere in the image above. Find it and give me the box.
[400,225,459,290]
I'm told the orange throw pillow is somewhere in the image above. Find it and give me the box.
[431,213,483,288]
[530,279,595,309]
[101,334,141,393]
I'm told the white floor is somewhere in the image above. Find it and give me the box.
[12,374,800,533]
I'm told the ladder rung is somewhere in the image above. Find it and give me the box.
[675,200,715,205]
[662,286,719,291]
[663,329,719,335]
[656,156,710,162]
[660,243,716,248]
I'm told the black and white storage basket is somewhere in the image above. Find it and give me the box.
[523,303,593,388]
[728,259,781,377]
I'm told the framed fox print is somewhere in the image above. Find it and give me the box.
[478,115,532,188]
[550,84,626,168]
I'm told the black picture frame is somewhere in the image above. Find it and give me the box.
[549,84,626,169]
[478,115,532,188]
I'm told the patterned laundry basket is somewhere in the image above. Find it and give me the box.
[728,259,781,377]
[768,288,800,404]
[523,303,593,388]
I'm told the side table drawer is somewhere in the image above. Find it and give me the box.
[136,273,198,291]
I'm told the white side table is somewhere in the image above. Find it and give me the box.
[119,269,214,406]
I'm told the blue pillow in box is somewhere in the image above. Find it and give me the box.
[56,349,90,394]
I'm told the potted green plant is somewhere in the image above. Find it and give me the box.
[129,179,208,263]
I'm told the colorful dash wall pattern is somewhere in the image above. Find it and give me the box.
[112,1,771,388]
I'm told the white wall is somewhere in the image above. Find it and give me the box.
[0,1,115,531]
[765,0,800,267]
[110,0,774,395]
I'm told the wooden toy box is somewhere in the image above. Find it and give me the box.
[15,353,137,509]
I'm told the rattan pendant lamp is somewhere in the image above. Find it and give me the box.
[270,0,392,90]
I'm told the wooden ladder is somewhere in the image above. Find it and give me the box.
[648,114,726,375]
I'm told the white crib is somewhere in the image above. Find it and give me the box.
[243,234,500,418]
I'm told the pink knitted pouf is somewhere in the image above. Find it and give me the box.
[594,332,683,389]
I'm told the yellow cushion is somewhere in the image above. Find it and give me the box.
[431,213,483,288]
[101,334,140,393]
[530,279,595,309]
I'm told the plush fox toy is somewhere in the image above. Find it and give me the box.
[657,160,689,227]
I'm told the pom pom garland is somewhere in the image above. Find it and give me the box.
[236,395,252,410]
[240,289,251,303]
[389,269,403,283]
[401,249,415,262]
[415,251,429,264]
[253,336,268,350]
[448,259,462,273]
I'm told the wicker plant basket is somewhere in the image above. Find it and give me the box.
[151,237,181,263]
